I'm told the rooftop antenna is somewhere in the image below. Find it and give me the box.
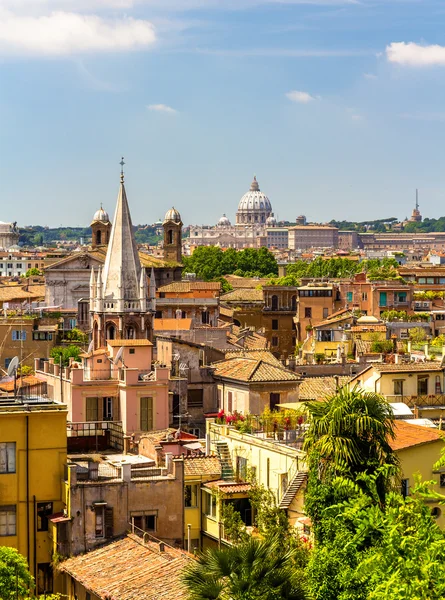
[7,356,19,399]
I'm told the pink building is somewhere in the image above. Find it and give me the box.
[37,166,170,441]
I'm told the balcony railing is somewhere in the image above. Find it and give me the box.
[385,394,445,408]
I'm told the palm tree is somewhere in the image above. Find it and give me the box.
[303,386,399,503]
[181,535,307,600]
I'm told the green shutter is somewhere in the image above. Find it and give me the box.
[140,397,153,431]
[86,397,98,422]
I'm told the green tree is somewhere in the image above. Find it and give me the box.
[409,326,428,344]
[182,535,307,600]
[0,547,34,600]
[50,345,82,366]
[24,267,42,277]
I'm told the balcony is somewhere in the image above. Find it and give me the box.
[385,395,445,408]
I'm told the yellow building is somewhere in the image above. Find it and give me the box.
[183,455,222,551]
[350,362,445,418]
[0,397,67,595]
[391,420,445,527]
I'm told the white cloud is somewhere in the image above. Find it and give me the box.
[0,9,156,56]
[147,103,177,113]
[286,90,318,103]
[386,41,445,67]
[351,114,363,121]
[363,72,377,79]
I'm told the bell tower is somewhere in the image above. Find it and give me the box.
[163,207,183,264]
[91,205,111,248]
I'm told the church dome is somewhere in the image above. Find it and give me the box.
[218,214,231,227]
[164,207,182,223]
[266,213,277,226]
[236,176,272,225]
[92,206,110,223]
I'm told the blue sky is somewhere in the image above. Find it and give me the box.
[1,0,445,227]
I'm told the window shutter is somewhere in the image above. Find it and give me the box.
[105,507,113,538]
[7,443,15,473]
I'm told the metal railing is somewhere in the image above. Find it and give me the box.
[67,421,124,451]
[385,394,445,408]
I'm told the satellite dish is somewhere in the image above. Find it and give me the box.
[87,340,94,354]
[113,347,124,365]
[7,357,19,378]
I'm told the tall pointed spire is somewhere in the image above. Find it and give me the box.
[101,160,142,311]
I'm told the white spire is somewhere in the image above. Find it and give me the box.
[149,267,156,312]
[139,268,148,312]
[101,171,142,312]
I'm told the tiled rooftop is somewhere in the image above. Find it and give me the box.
[59,534,191,600]
[212,357,300,383]
[0,284,45,301]
[298,376,352,401]
[220,289,264,302]
[224,349,282,367]
[372,363,444,373]
[183,455,221,476]
[158,281,221,293]
[390,420,445,451]
[203,480,252,494]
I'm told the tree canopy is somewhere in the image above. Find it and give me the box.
[285,257,401,281]
[182,246,278,280]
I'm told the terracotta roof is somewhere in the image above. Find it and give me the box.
[0,375,45,392]
[158,281,221,293]
[79,349,108,358]
[220,289,264,303]
[298,376,351,400]
[0,285,45,302]
[153,319,192,331]
[212,357,300,383]
[224,349,282,367]
[140,428,177,444]
[183,455,221,477]
[59,534,191,600]
[224,275,269,289]
[351,325,387,332]
[203,480,251,494]
[108,340,153,347]
[390,420,445,451]
[243,332,268,349]
[219,306,234,318]
[372,363,444,373]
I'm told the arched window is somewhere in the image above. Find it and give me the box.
[125,326,136,340]
[168,229,173,245]
[106,323,116,340]
[271,295,279,310]
[96,230,102,245]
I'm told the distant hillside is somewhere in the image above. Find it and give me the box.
[18,225,163,247]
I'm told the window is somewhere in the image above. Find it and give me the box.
[37,563,53,595]
[440,473,445,488]
[361,292,368,301]
[155,310,163,319]
[401,478,409,497]
[417,376,428,396]
[271,295,279,310]
[204,492,216,518]
[37,502,53,532]
[304,307,312,318]
[393,380,404,396]
[188,389,203,408]
[132,513,156,532]
[236,456,248,481]
[346,291,353,303]
[291,295,297,311]
[95,507,105,538]
[323,308,329,319]
[191,427,201,438]
[4,358,12,369]
[103,397,113,421]
[0,506,16,536]
[185,484,198,507]
[12,330,26,341]
[140,397,153,431]
[316,330,333,342]
[436,376,442,395]
[227,391,233,413]
[272,319,279,331]
[0,443,16,473]
[270,393,280,411]
[271,336,279,347]
[86,397,98,422]
[129,348,135,354]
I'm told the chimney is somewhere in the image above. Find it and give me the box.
[122,462,131,483]
[159,542,165,553]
